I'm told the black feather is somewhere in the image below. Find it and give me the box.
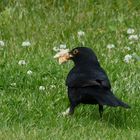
[65,47,130,117]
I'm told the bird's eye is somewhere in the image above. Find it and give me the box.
[73,49,79,55]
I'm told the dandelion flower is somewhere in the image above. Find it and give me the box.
[0,40,5,47]
[18,60,26,65]
[124,54,132,63]
[27,70,33,75]
[127,28,135,34]
[128,35,138,40]
[77,31,85,37]
[106,44,115,49]
[22,41,31,47]
[39,86,45,91]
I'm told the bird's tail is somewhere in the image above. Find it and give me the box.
[96,91,130,108]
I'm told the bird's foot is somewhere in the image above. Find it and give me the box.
[61,108,70,116]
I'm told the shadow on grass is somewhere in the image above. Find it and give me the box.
[67,105,139,130]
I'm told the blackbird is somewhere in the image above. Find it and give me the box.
[58,47,130,117]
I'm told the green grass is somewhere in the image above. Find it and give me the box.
[0,0,140,139]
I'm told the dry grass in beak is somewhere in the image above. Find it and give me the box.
[54,49,71,64]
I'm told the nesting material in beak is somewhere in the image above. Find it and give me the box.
[54,49,72,64]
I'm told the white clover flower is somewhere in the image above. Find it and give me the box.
[77,30,85,37]
[127,28,135,34]
[124,54,132,63]
[39,86,45,91]
[10,83,16,86]
[22,41,31,47]
[106,44,115,49]
[0,40,5,47]
[18,60,26,65]
[59,44,67,49]
[27,70,33,75]
[124,46,131,51]
[128,35,138,40]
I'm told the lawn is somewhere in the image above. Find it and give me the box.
[0,0,140,139]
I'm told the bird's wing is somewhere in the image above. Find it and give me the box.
[66,67,111,89]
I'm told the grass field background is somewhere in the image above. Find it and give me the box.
[0,0,140,139]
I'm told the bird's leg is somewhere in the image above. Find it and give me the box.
[62,103,77,116]
[68,103,77,115]
[98,105,103,118]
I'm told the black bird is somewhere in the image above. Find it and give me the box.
[57,47,130,117]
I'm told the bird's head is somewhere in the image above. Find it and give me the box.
[54,47,99,66]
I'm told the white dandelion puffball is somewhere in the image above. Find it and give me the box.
[106,44,115,49]
[22,41,31,47]
[0,40,5,47]
[128,35,138,40]
[127,28,135,34]
[59,44,67,49]
[18,60,26,65]
[39,86,45,91]
[78,30,85,37]
[27,70,33,75]
[124,54,132,63]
